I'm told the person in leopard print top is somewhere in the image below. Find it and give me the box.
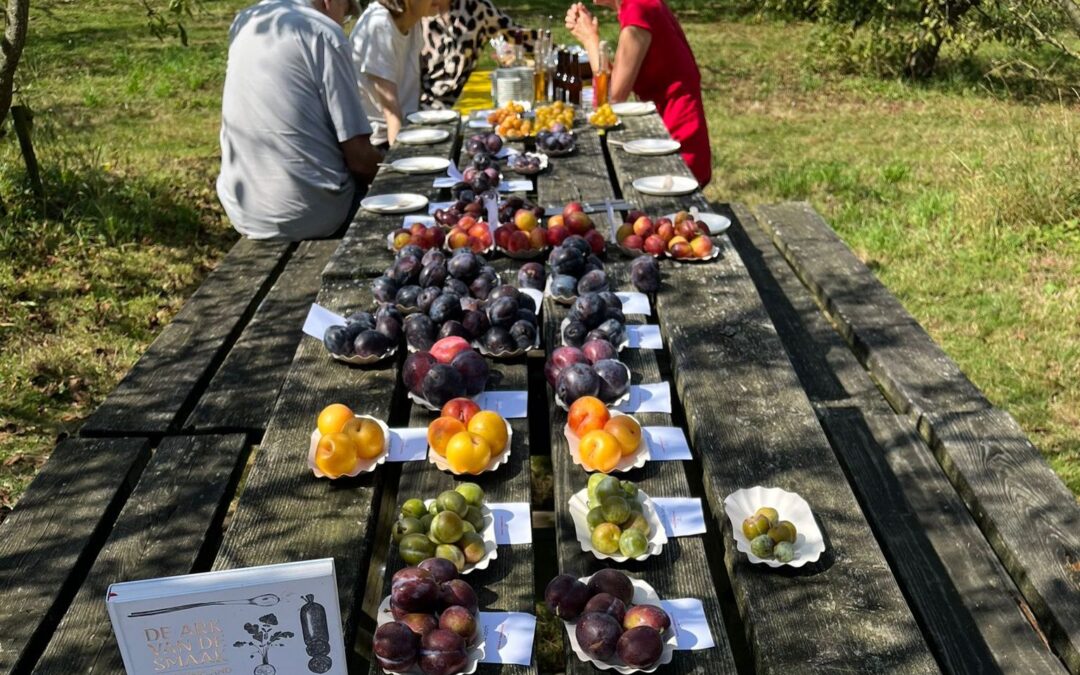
[420,0,537,109]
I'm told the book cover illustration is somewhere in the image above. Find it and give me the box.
[107,560,345,675]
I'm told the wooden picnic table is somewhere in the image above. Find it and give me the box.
[2,102,1079,675]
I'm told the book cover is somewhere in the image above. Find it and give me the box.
[106,559,347,675]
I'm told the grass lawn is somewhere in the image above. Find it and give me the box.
[0,0,1077,517]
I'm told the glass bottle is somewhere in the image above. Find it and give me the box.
[567,54,581,105]
[594,41,612,108]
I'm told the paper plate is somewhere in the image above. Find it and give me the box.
[590,118,622,131]
[723,486,825,568]
[406,109,459,125]
[663,211,731,236]
[420,500,498,574]
[569,488,667,561]
[376,597,484,675]
[559,317,630,353]
[307,417,389,478]
[396,128,451,145]
[622,139,680,156]
[610,101,657,116]
[563,576,676,674]
[563,411,648,472]
[329,342,399,365]
[428,418,512,476]
[362,193,429,214]
[632,175,699,197]
[391,156,452,174]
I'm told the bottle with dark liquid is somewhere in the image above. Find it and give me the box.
[567,54,581,105]
[553,50,567,102]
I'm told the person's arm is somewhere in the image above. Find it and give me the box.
[565,3,601,71]
[367,74,404,144]
[341,134,381,182]
[609,25,650,102]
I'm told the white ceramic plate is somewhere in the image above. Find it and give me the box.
[420,500,498,574]
[376,596,484,675]
[563,411,648,472]
[723,486,825,568]
[362,193,429,214]
[396,128,451,145]
[391,156,452,174]
[622,139,681,156]
[563,576,676,673]
[406,109,459,125]
[307,416,389,478]
[610,101,657,116]
[664,211,731,236]
[632,175,699,196]
[428,418,513,476]
[569,488,668,561]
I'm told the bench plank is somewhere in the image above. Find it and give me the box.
[734,208,1067,673]
[0,437,151,674]
[30,434,250,675]
[653,213,937,673]
[211,282,400,663]
[80,238,293,436]
[756,201,990,422]
[186,240,337,434]
[923,408,1080,672]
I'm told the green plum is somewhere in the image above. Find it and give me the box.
[601,496,630,524]
[774,541,795,563]
[437,490,469,516]
[459,532,486,564]
[399,533,436,565]
[587,473,608,503]
[436,544,466,572]
[754,506,779,527]
[465,505,485,530]
[595,476,623,503]
[430,511,465,544]
[392,517,424,543]
[619,480,638,499]
[742,514,770,540]
[621,512,650,535]
[455,482,485,506]
[401,498,427,520]
[618,529,649,558]
[591,523,622,555]
[750,534,774,558]
[587,507,607,529]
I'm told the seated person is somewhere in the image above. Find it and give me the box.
[217,0,380,240]
[351,0,451,148]
[420,0,536,109]
[566,0,711,186]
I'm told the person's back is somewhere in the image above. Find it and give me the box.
[218,0,372,240]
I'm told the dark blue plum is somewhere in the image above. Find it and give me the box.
[461,309,490,340]
[422,249,447,267]
[354,330,393,358]
[510,320,537,349]
[577,270,609,295]
[517,262,545,290]
[550,274,577,298]
[556,363,600,405]
[438,320,472,341]
[323,325,354,356]
[443,278,469,298]
[375,315,401,342]
[447,251,481,281]
[429,293,463,324]
[487,296,518,329]
[563,319,588,348]
[570,293,606,329]
[516,293,536,314]
[345,311,375,330]
[481,327,516,354]
[375,303,404,324]
[419,263,448,289]
[422,364,467,406]
[562,236,592,257]
[548,246,585,278]
[403,352,438,396]
[451,349,489,395]
[594,359,630,403]
[396,285,422,308]
[372,277,399,304]
[417,286,443,314]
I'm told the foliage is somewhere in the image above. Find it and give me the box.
[143,0,199,45]
[766,0,1080,78]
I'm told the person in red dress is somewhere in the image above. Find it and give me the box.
[565,0,711,186]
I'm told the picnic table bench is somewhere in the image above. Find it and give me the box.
[2,103,1078,675]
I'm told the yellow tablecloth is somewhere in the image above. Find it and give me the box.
[452,69,494,113]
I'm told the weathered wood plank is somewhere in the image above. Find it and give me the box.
[755,201,991,422]
[541,268,739,674]
[535,125,617,209]
[819,410,1067,674]
[922,408,1080,673]
[323,120,461,281]
[605,115,710,215]
[186,240,337,434]
[0,437,151,674]
[653,214,938,673]
[80,238,293,436]
[211,281,401,665]
[366,355,536,675]
[30,434,250,675]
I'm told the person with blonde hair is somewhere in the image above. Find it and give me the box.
[351,0,451,148]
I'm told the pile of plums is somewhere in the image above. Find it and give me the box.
[374,559,479,675]
[390,221,445,252]
[404,338,489,407]
[393,484,488,571]
[497,196,545,224]
[547,235,607,301]
[465,132,502,156]
[536,124,575,154]
[545,569,670,670]
[323,304,400,361]
[630,255,660,293]
[433,197,483,229]
[562,291,626,349]
[546,344,630,406]
[373,247,493,313]
[616,211,715,260]
[445,216,493,253]
[507,152,545,175]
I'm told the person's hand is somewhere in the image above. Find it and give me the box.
[565,3,599,49]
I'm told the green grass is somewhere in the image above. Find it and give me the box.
[1,0,1077,516]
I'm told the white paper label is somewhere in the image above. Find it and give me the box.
[519,288,543,310]
[428,200,454,215]
[474,390,528,418]
[303,303,344,340]
[495,146,519,159]
[403,214,436,227]
[386,427,428,462]
[477,612,536,665]
[626,325,663,349]
[615,291,651,316]
[484,195,500,227]
[499,179,533,192]
[433,176,458,188]
[644,427,692,460]
[652,498,707,537]
[614,382,672,414]
[447,163,464,181]
[468,118,492,129]
[487,503,532,544]
[659,599,715,650]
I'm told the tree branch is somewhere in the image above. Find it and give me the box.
[1,0,31,126]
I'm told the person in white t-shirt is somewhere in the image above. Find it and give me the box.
[351,0,451,148]
[216,0,381,240]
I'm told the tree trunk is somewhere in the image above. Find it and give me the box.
[1,0,32,129]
